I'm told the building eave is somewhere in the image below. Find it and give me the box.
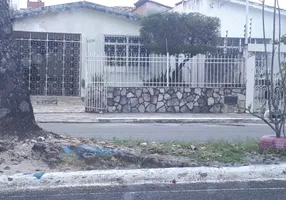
[175,1,183,6]
[13,1,141,21]
[229,0,286,15]
[134,0,172,9]
[173,0,286,15]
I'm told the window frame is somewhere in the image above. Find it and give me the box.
[104,35,148,67]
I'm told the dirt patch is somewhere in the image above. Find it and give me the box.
[0,135,286,176]
[0,134,197,175]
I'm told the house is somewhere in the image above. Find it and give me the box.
[27,0,45,9]
[12,0,175,98]
[172,0,286,44]
[13,1,145,97]
[113,6,135,13]
[133,0,172,15]
[12,0,246,99]
[11,1,249,113]
[172,0,286,113]
[113,0,172,15]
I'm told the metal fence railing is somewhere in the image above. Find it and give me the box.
[253,52,286,112]
[86,53,246,88]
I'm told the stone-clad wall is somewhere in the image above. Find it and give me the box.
[106,87,246,113]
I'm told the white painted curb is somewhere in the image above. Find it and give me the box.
[36,117,262,124]
[1,164,286,191]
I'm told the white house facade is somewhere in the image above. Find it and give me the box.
[13,1,142,97]
[10,1,251,114]
[172,0,286,40]
[12,0,281,102]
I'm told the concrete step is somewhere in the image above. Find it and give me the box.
[31,96,84,106]
[31,96,85,113]
[31,96,58,105]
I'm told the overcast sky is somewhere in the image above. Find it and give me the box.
[17,0,286,9]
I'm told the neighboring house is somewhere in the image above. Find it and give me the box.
[133,0,172,15]
[27,0,45,9]
[13,1,143,97]
[172,0,286,111]
[113,6,135,12]
[172,0,286,43]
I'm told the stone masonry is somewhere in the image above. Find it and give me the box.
[105,87,246,113]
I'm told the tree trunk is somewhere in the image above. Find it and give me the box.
[0,0,42,139]
[170,55,190,86]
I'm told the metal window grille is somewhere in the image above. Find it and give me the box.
[104,35,149,67]
[14,31,81,96]
[217,37,272,55]
[253,52,286,112]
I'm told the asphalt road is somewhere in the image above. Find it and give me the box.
[1,181,286,200]
[39,123,272,142]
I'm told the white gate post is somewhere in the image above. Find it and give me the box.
[245,55,256,112]
[166,52,170,87]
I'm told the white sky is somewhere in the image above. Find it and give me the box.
[17,0,286,9]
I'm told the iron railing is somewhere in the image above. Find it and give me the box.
[86,53,246,88]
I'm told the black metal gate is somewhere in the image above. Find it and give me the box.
[14,31,81,96]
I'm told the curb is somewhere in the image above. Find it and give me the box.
[36,118,263,124]
[1,164,286,192]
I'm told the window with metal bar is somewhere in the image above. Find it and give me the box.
[104,35,149,67]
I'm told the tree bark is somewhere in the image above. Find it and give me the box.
[170,56,190,86]
[0,0,42,139]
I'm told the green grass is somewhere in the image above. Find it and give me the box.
[111,137,146,147]
[110,138,260,163]
[193,140,259,163]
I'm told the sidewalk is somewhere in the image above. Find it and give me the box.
[32,100,262,124]
[35,112,262,124]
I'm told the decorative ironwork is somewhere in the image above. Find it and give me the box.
[14,31,81,96]
[217,37,271,56]
[253,52,286,112]
[104,35,149,67]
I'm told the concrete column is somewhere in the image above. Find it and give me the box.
[245,55,256,112]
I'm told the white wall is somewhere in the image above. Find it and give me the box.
[172,0,286,39]
[10,0,20,10]
[249,43,286,76]
[14,9,141,96]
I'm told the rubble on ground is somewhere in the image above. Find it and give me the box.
[0,133,285,176]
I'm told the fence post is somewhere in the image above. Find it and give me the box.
[166,52,170,87]
[245,55,256,112]
[85,39,90,109]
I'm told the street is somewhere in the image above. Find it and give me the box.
[39,123,272,142]
[1,180,286,200]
